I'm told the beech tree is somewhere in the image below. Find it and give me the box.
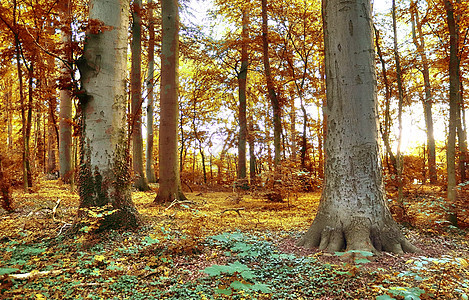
[261,0,282,167]
[75,0,141,230]
[392,0,405,204]
[130,0,150,191]
[145,0,157,183]
[59,0,73,183]
[410,0,437,184]
[154,0,186,203]
[237,9,249,180]
[444,0,461,226]
[298,0,418,253]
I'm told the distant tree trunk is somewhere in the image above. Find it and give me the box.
[392,0,404,204]
[300,101,307,168]
[74,0,141,231]
[8,0,28,191]
[457,109,467,182]
[444,0,461,226]
[16,44,28,190]
[130,0,150,191]
[237,9,249,180]
[0,155,13,212]
[290,94,297,162]
[298,0,418,254]
[47,99,58,174]
[6,88,13,149]
[261,0,281,167]
[374,27,398,174]
[410,0,437,184]
[25,64,34,188]
[59,0,73,183]
[146,0,157,183]
[154,0,186,203]
[248,122,257,185]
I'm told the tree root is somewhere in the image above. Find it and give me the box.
[298,215,420,254]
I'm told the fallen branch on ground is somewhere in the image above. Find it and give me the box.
[8,269,63,280]
[165,199,195,211]
[221,207,245,217]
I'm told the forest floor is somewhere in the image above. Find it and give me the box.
[0,180,468,299]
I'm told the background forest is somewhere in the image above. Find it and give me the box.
[0,0,469,204]
[0,0,468,299]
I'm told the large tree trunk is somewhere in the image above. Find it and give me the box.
[154,0,186,203]
[298,0,418,254]
[410,0,437,184]
[131,0,150,191]
[261,0,281,167]
[146,0,157,183]
[237,9,249,180]
[59,0,73,184]
[444,0,461,226]
[75,0,141,231]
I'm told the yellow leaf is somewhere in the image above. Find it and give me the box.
[94,255,105,262]
[457,258,468,267]
[35,294,46,300]
[405,259,414,264]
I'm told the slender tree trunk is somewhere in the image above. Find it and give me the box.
[374,27,398,174]
[6,88,13,149]
[59,0,73,183]
[392,0,404,204]
[261,0,281,167]
[47,100,58,174]
[290,95,297,162]
[298,0,418,254]
[237,10,249,180]
[457,107,467,182]
[300,101,307,168]
[410,0,437,184]
[444,0,461,226]
[74,0,141,231]
[26,64,34,188]
[15,40,28,190]
[131,0,150,191]
[154,0,186,203]
[248,120,257,185]
[146,0,157,183]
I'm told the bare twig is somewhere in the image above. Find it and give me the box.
[165,200,195,211]
[221,207,245,217]
[52,198,61,221]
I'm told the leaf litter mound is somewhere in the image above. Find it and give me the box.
[0,180,468,299]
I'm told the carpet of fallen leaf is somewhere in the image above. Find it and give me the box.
[1,180,468,299]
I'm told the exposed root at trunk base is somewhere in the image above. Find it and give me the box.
[297,215,420,255]
[67,206,142,236]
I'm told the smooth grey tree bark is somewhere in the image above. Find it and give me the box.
[297,0,418,253]
[75,0,141,231]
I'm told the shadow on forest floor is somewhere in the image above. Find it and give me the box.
[0,180,468,299]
